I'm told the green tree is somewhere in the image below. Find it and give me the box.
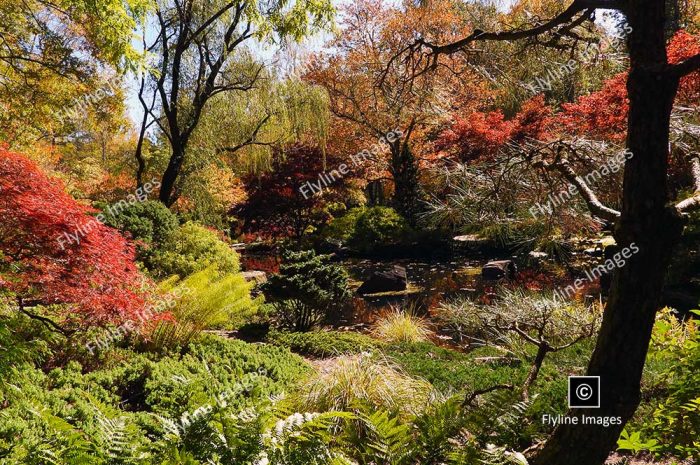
[138,0,334,206]
[149,222,240,278]
[262,249,351,331]
[0,0,146,145]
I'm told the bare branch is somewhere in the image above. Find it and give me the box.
[534,157,621,222]
[216,113,274,154]
[676,155,700,213]
[669,53,700,78]
[463,384,514,407]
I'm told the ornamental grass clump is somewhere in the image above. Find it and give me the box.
[294,354,433,417]
[372,309,432,344]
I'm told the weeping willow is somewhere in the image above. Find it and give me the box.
[165,55,330,227]
[189,57,330,175]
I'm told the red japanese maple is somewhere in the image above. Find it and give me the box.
[511,95,554,142]
[234,144,347,239]
[436,95,553,161]
[557,72,629,142]
[0,148,148,328]
[555,30,699,142]
[435,110,515,162]
[667,30,700,104]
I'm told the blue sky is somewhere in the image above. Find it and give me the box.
[124,0,618,126]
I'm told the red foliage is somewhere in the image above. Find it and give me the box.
[0,148,148,327]
[511,95,554,142]
[667,30,700,104]
[435,110,515,162]
[553,29,699,142]
[234,144,346,239]
[436,95,553,162]
[557,72,629,142]
[240,255,281,274]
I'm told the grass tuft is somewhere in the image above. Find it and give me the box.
[372,308,432,344]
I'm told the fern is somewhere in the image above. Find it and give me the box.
[356,410,415,465]
[414,395,468,464]
[258,410,356,465]
[480,444,529,465]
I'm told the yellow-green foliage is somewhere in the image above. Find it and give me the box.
[149,268,261,350]
[149,222,240,278]
[372,310,432,344]
[293,354,433,418]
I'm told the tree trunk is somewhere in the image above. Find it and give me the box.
[134,110,149,189]
[159,145,185,207]
[533,3,685,464]
[366,179,386,206]
[389,140,421,224]
[522,344,549,401]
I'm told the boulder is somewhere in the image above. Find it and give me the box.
[357,265,407,295]
[481,260,517,280]
[528,251,548,260]
[241,270,267,284]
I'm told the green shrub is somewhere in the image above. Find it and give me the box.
[266,330,380,358]
[0,336,310,464]
[628,310,700,460]
[349,206,413,253]
[323,207,413,252]
[101,200,180,247]
[322,207,365,243]
[148,268,262,351]
[0,302,52,378]
[142,336,310,417]
[149,222,240,278]
[262,249,351,331]
[384,342,525,393]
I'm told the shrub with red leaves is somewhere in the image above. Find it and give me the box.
[234,143,347,239]
[555,30,699,142]
[557,72,629,142]
[0,148,148,328]
[668,30,700,104]
[435,110,515,162]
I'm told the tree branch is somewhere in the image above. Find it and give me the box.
[534,158,621,222]
[17,298,72,336]
[216,113,274,154]
[669,53,700,78]
[463,384,514,407]
[676,155,700,213]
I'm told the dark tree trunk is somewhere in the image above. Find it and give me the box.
[366,179,386,206]
[533,2,685,464]
[134,117,148,189]
[522,344,549,401]
[389,140,421,224]
[159,145,185,207]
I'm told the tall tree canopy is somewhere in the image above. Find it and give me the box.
[0,0,147,145]
[138,0,334,206]
[307,0,485,222]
